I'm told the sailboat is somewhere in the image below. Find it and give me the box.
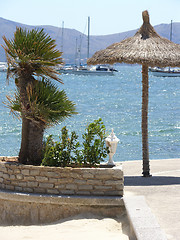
[59,64,117,75]
[149,20,180,77]
[58,17,117,76]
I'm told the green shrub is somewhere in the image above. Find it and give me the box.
[42,127,80,167]
[42,118,108,167]
[81,118,108,165]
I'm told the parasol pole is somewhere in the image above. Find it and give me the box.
[142,64,151,177]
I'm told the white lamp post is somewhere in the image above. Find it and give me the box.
[105,129,119,165]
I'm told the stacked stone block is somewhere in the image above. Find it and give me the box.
[0,157,123,196]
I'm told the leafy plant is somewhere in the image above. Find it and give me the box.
[42,118,108,167]
[42,127,80,167]
[81,118,108,165]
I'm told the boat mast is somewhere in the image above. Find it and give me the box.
[169,20,173,72]
[61,21,64,53]
[79,35,82,66]
[75,38,78,66]
[87,16,90,60]
[170,20,173,41]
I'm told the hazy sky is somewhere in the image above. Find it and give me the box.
[0,0,180,35]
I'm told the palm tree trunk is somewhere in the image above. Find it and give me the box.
[19,116,30,164]
[17,72,35,164]
[19,120,44,165]
[28,121,44,165]
[142,64,151,177]
[17,72,46,165]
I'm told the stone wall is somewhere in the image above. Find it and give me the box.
[0,190,124,225]
[0,157,123,196]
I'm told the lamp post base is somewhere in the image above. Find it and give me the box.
[107,159,115,166]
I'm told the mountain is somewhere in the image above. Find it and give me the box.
[0,17,180,64]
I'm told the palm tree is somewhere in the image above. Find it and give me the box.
[2,27,76,165]
[6,79,77,165]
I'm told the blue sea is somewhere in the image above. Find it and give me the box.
[0,65,179,162]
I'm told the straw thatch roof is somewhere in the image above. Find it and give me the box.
[88,10,180,177]
[87,10,180,67]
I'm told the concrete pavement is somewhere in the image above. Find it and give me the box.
[122,158,180,240]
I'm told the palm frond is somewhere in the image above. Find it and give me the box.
[4,94,21,119]
[2,27,63,83]
[6,79,77,127]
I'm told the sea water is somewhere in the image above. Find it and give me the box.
[0,65,179,162]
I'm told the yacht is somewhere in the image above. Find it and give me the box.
[58,17,117,76]
[0,62,7,72]
[58,64,117,75]
[149,67,180,77]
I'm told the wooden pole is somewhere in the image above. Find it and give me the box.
[142,64,151,177]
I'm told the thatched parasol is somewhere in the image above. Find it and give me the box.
[87,10,180,177]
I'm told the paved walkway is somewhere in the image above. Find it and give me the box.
[122,158,180,240]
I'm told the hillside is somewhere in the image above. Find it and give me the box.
[0,17,180,64]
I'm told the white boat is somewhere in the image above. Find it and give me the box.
[149,67,180,77]
[149,21,180,77]
[58,17,117,76]
[0,62,7,72]
[58,64,117,75]
[58,65,77,74]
